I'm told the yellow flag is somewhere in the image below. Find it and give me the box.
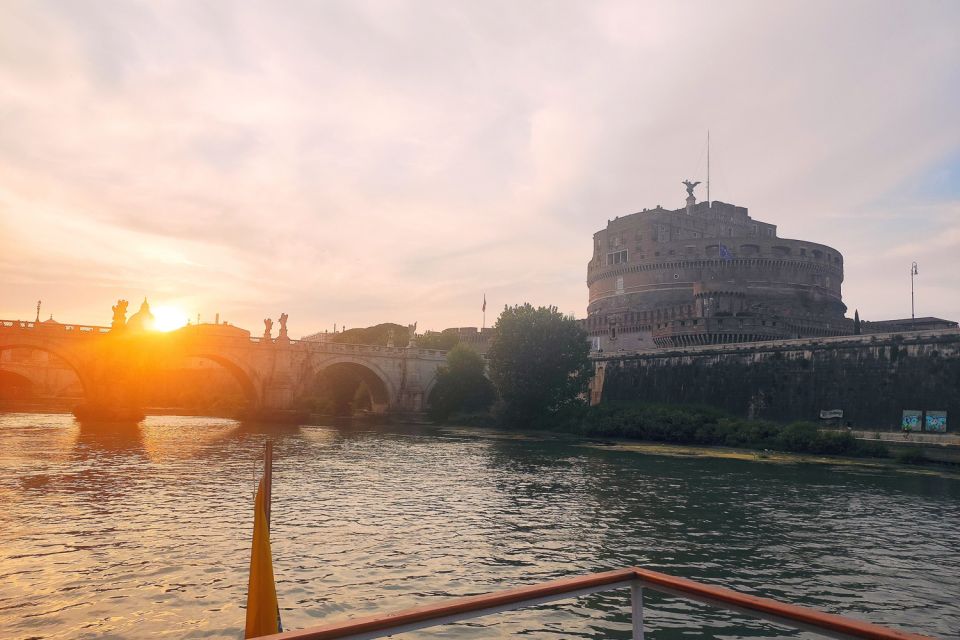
[244,479,281,638]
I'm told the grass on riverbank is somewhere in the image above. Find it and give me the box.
[449,403,890,459]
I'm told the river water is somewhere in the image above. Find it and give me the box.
[1,413,958,639]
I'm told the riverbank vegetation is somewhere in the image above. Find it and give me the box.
[444,401,889,458]
[432,303,893,460]
[427,345,495,421]
[540,403,890,458]
[486,303,591,424]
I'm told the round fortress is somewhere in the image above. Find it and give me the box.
[584,197,850,350]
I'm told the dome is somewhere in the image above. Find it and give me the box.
[126,298,156,332]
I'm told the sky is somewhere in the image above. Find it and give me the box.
[1,0,958,336]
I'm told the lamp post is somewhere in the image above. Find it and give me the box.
[910,261,918,329]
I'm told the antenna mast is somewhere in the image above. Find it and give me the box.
[707,130,710,206]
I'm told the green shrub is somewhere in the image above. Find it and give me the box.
[546,403,893,460]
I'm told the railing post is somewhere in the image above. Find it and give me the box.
[631,581,644,640]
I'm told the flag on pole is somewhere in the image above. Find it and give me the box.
[719,244,733,261]
[482,293,486,313]
[244,478,281,638]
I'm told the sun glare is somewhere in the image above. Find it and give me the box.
[153,305,188,332]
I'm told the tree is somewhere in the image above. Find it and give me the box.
[428,344,495,420]
[487,304,591,424]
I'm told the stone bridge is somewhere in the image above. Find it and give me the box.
[0,319,448,416]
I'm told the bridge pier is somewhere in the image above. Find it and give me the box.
[396,389,425,412]
[261,380,293,412]
[73,375,147,422]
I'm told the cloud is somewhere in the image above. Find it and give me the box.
[0,0,958,333]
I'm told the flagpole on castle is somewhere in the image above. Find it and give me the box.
[482,293,487,330]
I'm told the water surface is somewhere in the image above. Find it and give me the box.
[1,413,958,639]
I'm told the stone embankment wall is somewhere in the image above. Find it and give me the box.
[595,330,960,429]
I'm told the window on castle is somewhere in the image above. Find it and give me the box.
[616,277,624,295]
[607,250,628,266]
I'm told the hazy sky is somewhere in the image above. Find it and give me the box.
[1,0,958,335]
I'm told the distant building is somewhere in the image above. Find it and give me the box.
[125,298,156,333]
[581,193,955,351]
[302,330,335,343]
[440,327,493,353]
[859,317,957,334]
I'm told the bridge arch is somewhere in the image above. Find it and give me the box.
[307,356,395,414]
[176,351,261,409]
[422,372,439,408]
[0,369,34,401]
[0,341,93,400]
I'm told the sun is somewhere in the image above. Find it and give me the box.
[152,305,188,332]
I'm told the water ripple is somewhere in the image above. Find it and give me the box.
[0,413,958,639]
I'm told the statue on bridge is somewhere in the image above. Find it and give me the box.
[278,313,289,340]
[263,317,273,339]
[111,299,128,330]
[407,322,417,346]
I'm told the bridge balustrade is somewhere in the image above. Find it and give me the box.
[1,320,111,333]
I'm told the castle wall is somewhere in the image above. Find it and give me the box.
[595,330,960,428]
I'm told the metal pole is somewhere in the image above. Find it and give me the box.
[910,261,917,330]
[631,582,645,640]
[264,440,273,530]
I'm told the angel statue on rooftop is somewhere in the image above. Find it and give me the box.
[682,180,701,197]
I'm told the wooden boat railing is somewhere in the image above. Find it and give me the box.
[256,566,931,640]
